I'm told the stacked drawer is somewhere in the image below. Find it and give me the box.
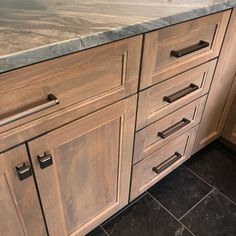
[130,10,231,200]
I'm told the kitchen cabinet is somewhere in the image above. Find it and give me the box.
[27,96,136,235]
[0,145,47,236]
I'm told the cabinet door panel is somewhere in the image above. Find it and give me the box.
[0,145,47,236]
[28,96,137,236]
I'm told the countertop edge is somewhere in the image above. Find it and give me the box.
[1,1,236,74]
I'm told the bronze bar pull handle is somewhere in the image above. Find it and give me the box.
[152,152,182,174]
[157,118,191,139]
[163,83,199,103]
[16,163,32,181]
[0,94,59,127]
[170,40,209,58]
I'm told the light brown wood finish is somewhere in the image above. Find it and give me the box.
[131,126,198,200]
[134,96,207,164]
[222,87,236,145]
[0,36,142,134]
[137,60,216,130]
[140,10,230,89]
[0,145,47,236]
[193,9,236,153]
[27,96,137,236]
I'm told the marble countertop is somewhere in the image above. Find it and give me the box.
[1,0,236,73]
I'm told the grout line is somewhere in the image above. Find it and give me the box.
[182,164,214,188]
[183,165,236,206]
[100,225,110,236]
[214,189,236,206]
[179,188,215,221]
[101,192,148,227]
[147,192,196,236]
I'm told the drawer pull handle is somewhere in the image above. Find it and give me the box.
[16,163,32,181]
[157,118,190,139]
[38,152,53,169]
[170,40,209,58]
[152,152,182,174]
[0,94,59,126]
[163,83,199,103]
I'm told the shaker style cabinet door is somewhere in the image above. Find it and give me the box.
[0,145,47,236]
[27,96,137,236]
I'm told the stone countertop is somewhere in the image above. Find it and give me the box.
[1,0,236,73]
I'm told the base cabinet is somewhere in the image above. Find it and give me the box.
[0,145,47,236]
[27,96,137,236]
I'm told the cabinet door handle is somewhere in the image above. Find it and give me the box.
[38,152,53,169]
[157,118,190,139]
[152,152,182,174]
[0,94,59,127]
[163,83,199,103]
[16,163,32,181]
[170,40,209,58]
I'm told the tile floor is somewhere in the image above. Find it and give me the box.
[87,141,236,236]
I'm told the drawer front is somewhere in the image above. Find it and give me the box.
[137,59,216,130]
[131,126,198,200]
[134,96,206,164]
[0,36,142,132]
[140,10,230,89]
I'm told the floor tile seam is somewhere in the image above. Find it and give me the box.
[214,188,236,206]
[147,192,196,236]
[179,188,215,221]
[100,225,110,236]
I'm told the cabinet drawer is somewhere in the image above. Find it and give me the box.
[140,10,230,89]
[0,36,142,132]
[137,59,216,130]
[134,96,206,164]
[131,126,198,200]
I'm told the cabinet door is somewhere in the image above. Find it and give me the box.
[27,96,137,236]
[0,145,47,236]
[193,9,236,153]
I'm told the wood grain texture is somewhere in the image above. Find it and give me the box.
[137,59,216,130]
[130,126,198,200]
[140,10,230,89]
[222,79,236,144]
[193,9,236,153]
[134,96,207,164]
[0,37,141,152]
[27,95,137,236]
[0,145,47,236]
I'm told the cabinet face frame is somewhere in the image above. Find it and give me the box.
[0,145,47,236]
[27,96,137,236]
[193,9,236,153]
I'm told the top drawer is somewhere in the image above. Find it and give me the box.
[140,10,231,89]
[0,36,142,132]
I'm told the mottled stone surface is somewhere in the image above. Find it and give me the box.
[149,166,212,219]
[0,0,236,73]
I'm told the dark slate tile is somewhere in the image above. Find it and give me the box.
[181,190,236,236]
[103,193,192,236]
[148,166,212,219]
[86,226,107,236]
[185,144,236,203]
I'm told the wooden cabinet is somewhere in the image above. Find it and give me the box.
[140,11,230,89]
[0,145,47,236]
[222,91,236,145]
[193,9,236,153]
[27,96,137,236]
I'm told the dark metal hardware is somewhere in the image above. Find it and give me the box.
[170,40,209,58]
[16,163,32,181]
[163,83,199,103]
[38,152,53,169]
[0,93,59,127]
[152,152,182,174]
[157,118,191,139]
